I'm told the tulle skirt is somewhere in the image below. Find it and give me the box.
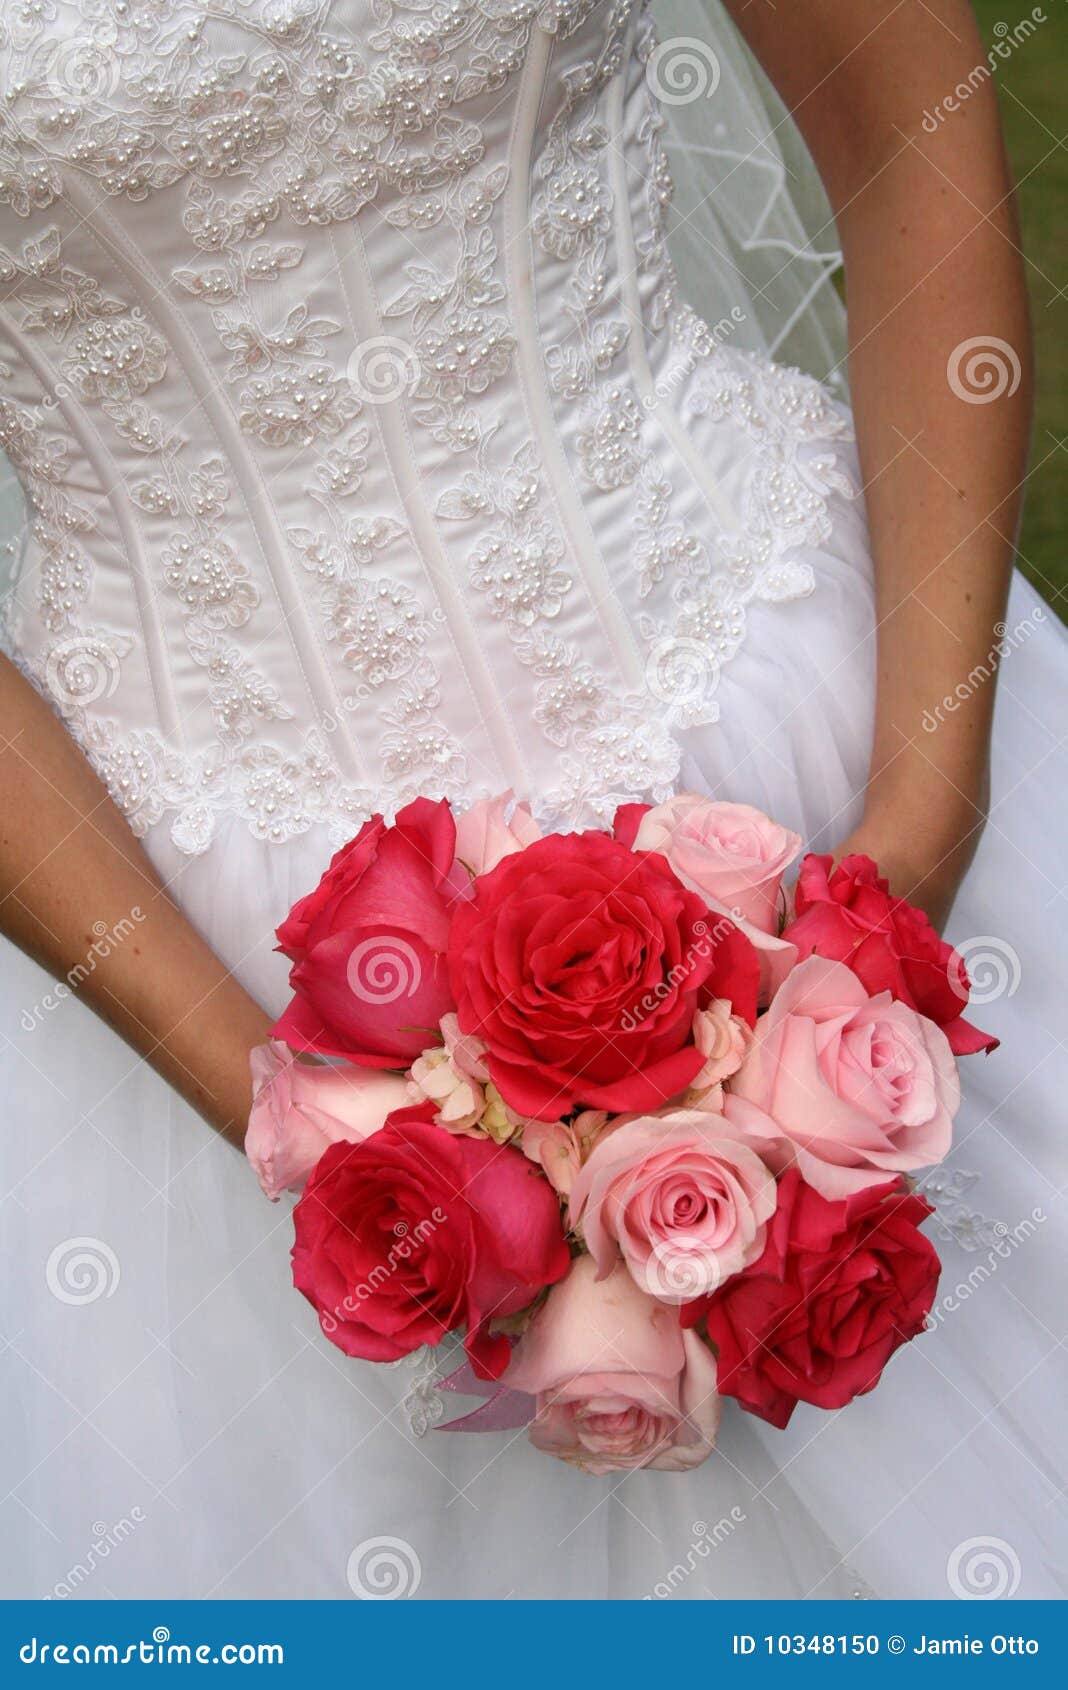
[2,553,1066,1600]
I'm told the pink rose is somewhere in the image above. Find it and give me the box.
[631,797,800,999]
[730,956,960,1198]
[454,790,542,877]
[633,797,799,932]
[245,1040,410,1201]
[504,1256,721,1473]
[569,1109,777,1301]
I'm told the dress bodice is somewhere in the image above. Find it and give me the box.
[0,0,859,852]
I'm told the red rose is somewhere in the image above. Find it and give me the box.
[272,798,466,1067]
[611,802,651,849]
[448,831,760,1121]
[683,1169,940,1427]
[782,853,996,1056]
[292,1104,570,1379]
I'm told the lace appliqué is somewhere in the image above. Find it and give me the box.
[916,1168,1007,1253]
[0,223,363,850]
[382,1341,460,1440]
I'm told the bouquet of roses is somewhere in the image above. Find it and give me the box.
[245,792,995,1474]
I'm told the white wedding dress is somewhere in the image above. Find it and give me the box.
[1,0,1065,1601]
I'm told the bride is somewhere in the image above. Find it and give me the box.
[1,0,1064,1600]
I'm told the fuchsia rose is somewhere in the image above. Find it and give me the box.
[272,798,467,1067]
[783,852,997,1056]
[454,790,542,877]
[730,956,960,1198]
[683,1170,940,1428]
[245,1040,410,1200]
[292,1104,570,1379]
[569,1110,777,1302]
[504,1256,722,1473]
[628,797,800,999]
[448,831,760,1121]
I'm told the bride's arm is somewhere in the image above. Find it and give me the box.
[723,0,1032,927]
[0,653,271,1141]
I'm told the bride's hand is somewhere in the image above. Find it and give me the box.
[726,0,1026,946]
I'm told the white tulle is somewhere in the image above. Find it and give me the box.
[3,575,1066,1600]
[0,0,1066,1601]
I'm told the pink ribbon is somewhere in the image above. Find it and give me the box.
[435,1357,536,1434]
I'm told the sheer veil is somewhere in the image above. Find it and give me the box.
[653,0,849,390]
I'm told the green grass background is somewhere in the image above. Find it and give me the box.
[972,0,1066,619]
